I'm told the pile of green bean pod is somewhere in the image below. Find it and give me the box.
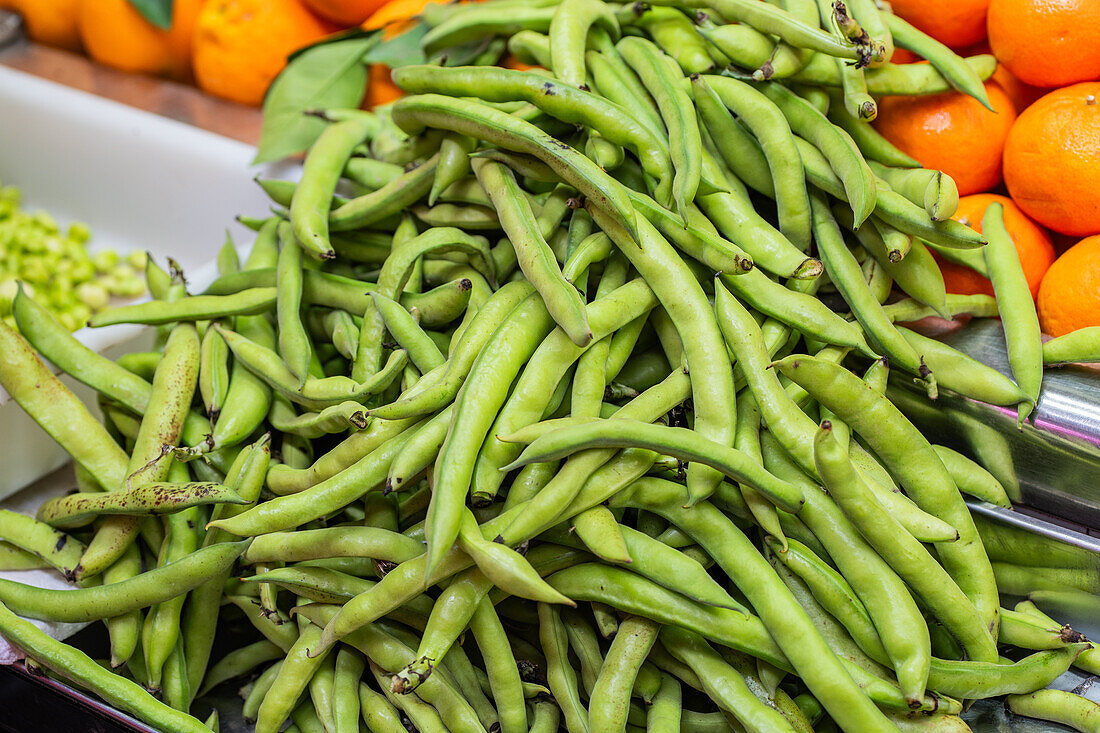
[1,1,1099,732]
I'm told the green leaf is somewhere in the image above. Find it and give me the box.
[254,35,378,165]
[288,27,375,64]
[125,0,173,30]
[362,23,429,69]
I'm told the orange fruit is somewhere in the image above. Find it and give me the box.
[0,0,81,50]
[937,194,1055,300]
[79,0,201,79]
[303,0,388,25]
[364,64,404,109]
[1037,235,1100,337]
[988,0,1100,88]
[192,0,332,107]
[889,0,990,49]
[873,82,1016,196]
[1002,83,1100,237]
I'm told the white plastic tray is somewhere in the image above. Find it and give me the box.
[0,64,273,499]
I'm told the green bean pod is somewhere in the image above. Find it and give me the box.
[292,114,378,259]
[759,81,876,225]
[790,53,998,95]
[619,36,701,215]
[811,193,935,393]
[36,482,245,529]
[391,95,639,239]
[590,208,736,506]
[474,158,591,345]
[215,325,406,411]
[199,324,231,422]
[983,202,1042,424]
[0,600,211,732]
[502,419,803,513]
[814,422,999,668]
[928,645,1090,700]
[1043,327,1100,365]
[328,154,439,231]
[0,509,86,580]
[695,75,812,250]
[275,220,312,384]
[80,320,201,580]
[774,355,1001,643]
[0,316,129,492]
[885,13,990,108]
[648,0,863,61]
[549,0,621,85]
[588,616,660,733]
[611,479,900,732]
[715,281,819,477]
[0,540,249,623]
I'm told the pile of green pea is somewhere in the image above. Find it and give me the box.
[0,181,147,332]
[0,0,1099,731]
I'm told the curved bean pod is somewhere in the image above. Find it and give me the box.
[501,419,803,512]
[291,114,377,259]
[700,75,812,250]
[613,478,900,731]
[661,626,796,733]
[391,95,639,239]
[714,281,819,477]
[774,354,1001,642]
[0,541,248,623]
[1006,688,1100,733]
[0,600,210,732]
[215,325,406,411]
[209,424,418,535]
[589,616,660,733]
[885,13,990,108]
[815,422,998,667]
[758,81,876,225]
[928,645,1090,700]
[1043,327,1100,365]
[589,207,736,506]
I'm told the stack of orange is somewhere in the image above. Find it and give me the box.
[881,0,1100,338]
[1,0,414,107]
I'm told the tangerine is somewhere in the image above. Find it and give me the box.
[1037,236,1100,337]
[988,0,1100,88]
[0,0,81,50]
[303,0,388,25]
[874,82,1015,196]
[80,0,201,79]
[889,0,990,48]
[192,0,331,107]
[1002,83,1100,237]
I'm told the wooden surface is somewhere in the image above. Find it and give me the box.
[0,37,263,146]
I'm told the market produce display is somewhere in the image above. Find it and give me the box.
[1,0,1100,732]
[0,181,146,332]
